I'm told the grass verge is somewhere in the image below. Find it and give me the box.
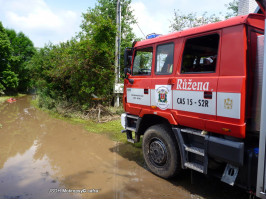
[31,98,141,148]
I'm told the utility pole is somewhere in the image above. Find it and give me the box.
[114,0,121,107]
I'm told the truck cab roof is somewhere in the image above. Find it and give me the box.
[135,14,264,48]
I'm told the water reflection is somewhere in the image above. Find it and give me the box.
[0,96,137,198]
[0,141,74,198]
[0,100,39,169]
[0,96,77,198]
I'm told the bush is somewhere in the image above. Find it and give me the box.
[28,0,136,112]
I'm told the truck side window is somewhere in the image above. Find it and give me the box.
[155,43,174,75]
[132,47,153,76]
[181,34,219,73]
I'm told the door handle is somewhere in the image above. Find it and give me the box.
[204,91,212,99]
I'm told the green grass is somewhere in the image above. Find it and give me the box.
[31,98,142,147]
[0,96,11,103]
[84,119,127,142]
[83,119,142,147]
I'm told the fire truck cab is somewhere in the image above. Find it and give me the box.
[121,4,266,196]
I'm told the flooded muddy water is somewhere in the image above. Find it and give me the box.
[0,96,248,198]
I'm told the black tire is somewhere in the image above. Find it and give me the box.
[142,124,181,178]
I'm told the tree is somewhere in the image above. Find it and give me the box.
[169,0,239,32]
[29,0,136,111]
[80,0,136,80]
[0,22,18,94]
[6,29,36,92]
[225,0,238,19]
[169,10,221,32]
[0,22,11,69]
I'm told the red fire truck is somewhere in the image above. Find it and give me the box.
[121,0,266,197]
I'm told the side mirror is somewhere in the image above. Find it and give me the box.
[124,68,134,84]
[124,48,134,84]
[124,48,133,68]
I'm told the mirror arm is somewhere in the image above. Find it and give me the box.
[125,72,134,84]
[127,78,134,84]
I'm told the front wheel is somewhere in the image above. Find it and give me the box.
[142,124,181,178]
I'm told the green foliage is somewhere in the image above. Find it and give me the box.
[0,83,5,95]
[30,0,136,111]
[0,22,15,94]
[29,38,114,109]
[80,0,136,81]
[2,69,18,89]
[0,22,35,95]
[6,29,36,92]
[0,22,12,69]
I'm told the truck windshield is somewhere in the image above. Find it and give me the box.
[132,47,153,76]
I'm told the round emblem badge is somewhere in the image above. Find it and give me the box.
[155,85,171,110]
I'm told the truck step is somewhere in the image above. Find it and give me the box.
[184,162,204,173]
[127,115,139,119]
[184,144,205,156]
[126,127,136,132]
[181,128,205,137]
[127,139,135,144]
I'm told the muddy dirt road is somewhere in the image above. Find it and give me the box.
[0,96,248,198]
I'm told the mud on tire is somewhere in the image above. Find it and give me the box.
[142,124,181,178]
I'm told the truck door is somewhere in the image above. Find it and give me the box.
[172,33,220,130]
[126,46,153,115]
[214,25,246,138]
[150,42,176,111]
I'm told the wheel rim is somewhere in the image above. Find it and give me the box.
[149,138,167,166]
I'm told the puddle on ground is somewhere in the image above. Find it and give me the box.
[0,141,72,198]
[0,96,248,199]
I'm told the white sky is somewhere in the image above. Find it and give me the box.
[0,0,235,47]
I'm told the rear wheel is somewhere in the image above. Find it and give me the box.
[142,124,181,178]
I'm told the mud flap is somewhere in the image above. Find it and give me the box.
[221,164,239,186]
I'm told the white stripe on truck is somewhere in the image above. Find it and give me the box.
[127,87,241,119]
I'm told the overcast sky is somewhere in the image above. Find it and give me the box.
[0,0,234,48]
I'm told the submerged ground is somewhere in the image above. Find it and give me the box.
[0,96,248,198]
